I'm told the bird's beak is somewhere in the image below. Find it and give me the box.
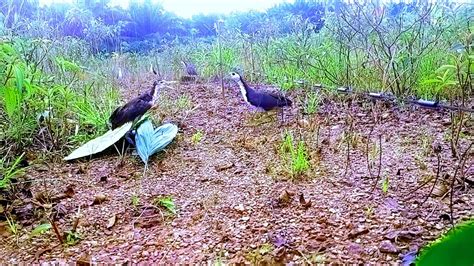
[158,80,176,90]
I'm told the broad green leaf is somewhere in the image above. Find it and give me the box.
[135,120,178,166]
[154,196,177,215]
[30,223,51,236]
[64,122,133,161]
[13,65,24,94]
[417,219,474,266]
[0,43,15,55]
[3,86,21,118]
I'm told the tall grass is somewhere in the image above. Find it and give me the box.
[0,39,119,156]
[280,131,310,178]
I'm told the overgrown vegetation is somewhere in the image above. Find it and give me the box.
[0,39,119,156]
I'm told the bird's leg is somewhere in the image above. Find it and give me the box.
[125,130,136,146]
[280,108,285,125]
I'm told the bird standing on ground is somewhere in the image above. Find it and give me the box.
[181,60,198,76]
[109,80,170,130]
[229,72,292,111]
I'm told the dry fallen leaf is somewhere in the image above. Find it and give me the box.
[107,214,117,229]
[379,240,399,254]
[234,204,245,213]
[278,190,294,206]
[76,254,92,266]
[215,162,234,172]
[299,193,312,209]
[348,227,369,239]
[92,194,107,205]
[34,192,47,204]
[432,182,448,197]
[64,185,75,198]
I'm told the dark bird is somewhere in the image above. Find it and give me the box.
[109,80,170,130]
[229,72,292,111]
[181,60,198,76]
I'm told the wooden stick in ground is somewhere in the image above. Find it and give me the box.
[49,218,63,244]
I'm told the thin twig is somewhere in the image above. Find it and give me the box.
[449,142,473,227]
[158,237,177,264]
[371,134,383,192]
[366,124,375,179]
[421,152,442,206]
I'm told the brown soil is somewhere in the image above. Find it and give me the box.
[1,79,473,264]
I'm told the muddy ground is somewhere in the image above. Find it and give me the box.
[1,77,473,264]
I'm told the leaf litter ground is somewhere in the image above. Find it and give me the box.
[1,76,473,264]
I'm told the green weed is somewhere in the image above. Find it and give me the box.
[365,205,374,218]
[65,230,81,246]
[304,91,320,115]
[6,215,19,236]
[302,252,326,264]
[30,223,52,237]
[0,152,25,189]
[292,141,310,175]
[153,195,177,216]
[175,95,193,111]
[382,176,390,194]
[131,194,140,208]
[279,131,310,177]
[245,243,274,264]
[191,130,204,144]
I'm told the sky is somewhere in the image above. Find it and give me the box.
[39,0,292,18]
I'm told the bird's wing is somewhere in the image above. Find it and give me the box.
[263,90,290,102]
[261,90,292,107]
[109,105,123,125]
[109,98,152,129]
[189,64,198,75]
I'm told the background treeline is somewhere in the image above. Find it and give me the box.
[0,0,329,52]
